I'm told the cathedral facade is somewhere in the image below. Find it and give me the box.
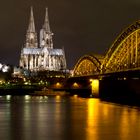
[19,7,66,72]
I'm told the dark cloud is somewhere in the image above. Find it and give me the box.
[0,0,140,68]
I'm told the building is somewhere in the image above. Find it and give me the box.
[20,7,67,72]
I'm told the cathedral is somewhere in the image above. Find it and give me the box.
[19,7,67,72]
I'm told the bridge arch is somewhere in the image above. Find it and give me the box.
[73,54,103,76]
[102,20,140,73]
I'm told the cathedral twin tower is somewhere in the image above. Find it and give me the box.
[20,7,66,72]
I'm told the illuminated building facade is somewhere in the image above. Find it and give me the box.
[20,7,66,71]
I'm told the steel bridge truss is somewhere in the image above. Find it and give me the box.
[73,21,140,76]
[102,20,140,73]
[73,55,103,76]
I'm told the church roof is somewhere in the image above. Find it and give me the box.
[23,48,41,54]
[22,48,64,56]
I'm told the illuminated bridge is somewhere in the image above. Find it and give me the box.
[67,20,140,99]
[73,20,140,76]
[73,54,104,76]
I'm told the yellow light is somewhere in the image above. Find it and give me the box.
[56,95,61,101]
[0,80,4,84]
[86,99,99,139]
[72,82,79,88]
[90,79,99,97]
[92,80,99,87]
[24,82,28,85]
[56,95,60,99]
[124,77,126,80]
[89,79,93,82]
[73,94,78,98]
[55,82,62,88]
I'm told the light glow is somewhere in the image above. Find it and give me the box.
[90,79,99,97]
[55,82,62,88]
[72,82,80,88]
[0,63,3,69]
[25,95,31,100]
[6,95,11,100]
[2,65,9,72]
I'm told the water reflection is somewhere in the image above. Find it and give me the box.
[86,99,140,140]
[0,96,139,139]
[86,99,99,139]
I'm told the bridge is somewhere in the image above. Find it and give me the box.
[66,20,140,100]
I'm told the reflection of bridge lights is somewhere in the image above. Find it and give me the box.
[86,99,99,139]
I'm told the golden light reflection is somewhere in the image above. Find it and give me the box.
[102,104,109,117]
[86,99,99,140]
[54,98,63,136]
[119,107,140,139]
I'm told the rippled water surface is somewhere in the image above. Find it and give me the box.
[0,95,140,140]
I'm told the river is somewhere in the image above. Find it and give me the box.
[0,95,140,140]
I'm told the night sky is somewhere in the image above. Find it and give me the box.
[0,0,140,69]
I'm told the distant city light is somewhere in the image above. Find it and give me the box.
[6,95,11,100]
[0,63,3,69]
[25,95,31,100]
[2,65,9,72]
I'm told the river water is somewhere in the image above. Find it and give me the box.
[0,95,140,140]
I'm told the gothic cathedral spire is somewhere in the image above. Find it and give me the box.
[25,6,38,48]
[20,7,67,71]
[40,8,53,48]
[43,8,51,32]
[28,6,35,32]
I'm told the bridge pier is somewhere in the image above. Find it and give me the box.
[89,79,99,97]
[65,77,100,97]
[99,77,140,105]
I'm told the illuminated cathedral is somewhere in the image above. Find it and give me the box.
[19,7,66,72]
